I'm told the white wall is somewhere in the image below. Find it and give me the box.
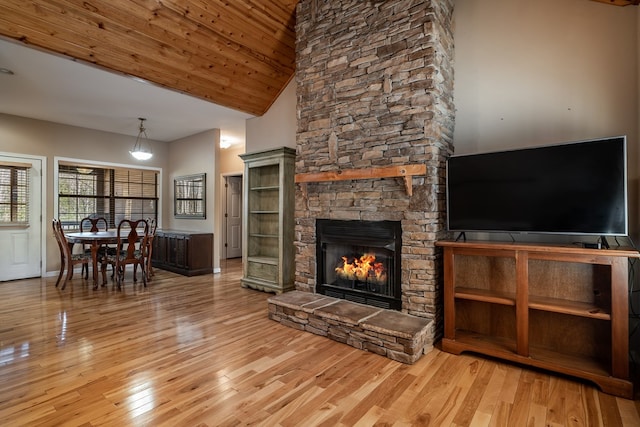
[245,79,297,153]
[454,0,637,153]
[219,144,245,175]
[168,129,221,271]
[453,0,639,238]
[167,129,218,232]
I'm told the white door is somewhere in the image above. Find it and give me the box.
[224,175,242,258]
[0,155,42,281]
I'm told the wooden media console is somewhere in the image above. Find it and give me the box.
[436,240,638,399]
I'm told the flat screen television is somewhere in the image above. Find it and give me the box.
[446,136,628,237]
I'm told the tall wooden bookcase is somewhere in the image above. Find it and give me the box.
[240,147,296,293]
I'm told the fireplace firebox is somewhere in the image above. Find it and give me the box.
[316,219,402,310]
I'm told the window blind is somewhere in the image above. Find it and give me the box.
[0,165,30,225]
[58,165,158,230]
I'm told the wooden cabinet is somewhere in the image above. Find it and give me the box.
[239,147,295,293]
[436,240,638,398]
[151,230,213,276]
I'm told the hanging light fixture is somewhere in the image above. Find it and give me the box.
[130,118,153,160]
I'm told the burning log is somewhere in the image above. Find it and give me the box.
[335,253,387,284]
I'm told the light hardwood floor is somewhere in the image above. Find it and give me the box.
[1,259,639,426]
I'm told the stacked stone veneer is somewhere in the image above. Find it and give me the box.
[268,291,435,364]
[292,0,455,348]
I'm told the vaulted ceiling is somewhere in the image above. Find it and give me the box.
[0,0,635,123]
[0,0,298,117]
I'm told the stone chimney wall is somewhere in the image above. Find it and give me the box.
[294,0,455,334]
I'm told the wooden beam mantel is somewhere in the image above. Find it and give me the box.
[295,164,426,196]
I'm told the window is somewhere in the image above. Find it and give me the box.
[174,173,206,218]
[0,164,29,225]
[58,164,158,230]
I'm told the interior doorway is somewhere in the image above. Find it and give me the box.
[0,154,43,281]
[223,174,242,259]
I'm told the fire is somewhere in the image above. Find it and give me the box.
[335,253,387,284]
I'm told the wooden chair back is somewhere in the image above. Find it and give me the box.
[117,219,148,258]
[52,218,90,290]
[52,219,71,263]
[52,219,67,287]
[113,218,149,287]
[144,218,158,279]
[79,216,109,278]
[80,216,109,232]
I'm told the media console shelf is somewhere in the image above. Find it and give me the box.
[436,240,638,399]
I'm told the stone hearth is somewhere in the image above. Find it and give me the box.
[268,291,434,364]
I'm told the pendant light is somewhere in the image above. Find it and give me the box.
[130,118,153,160]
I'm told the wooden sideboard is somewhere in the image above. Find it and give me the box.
[151,230,213,276]
[436,239,638,399]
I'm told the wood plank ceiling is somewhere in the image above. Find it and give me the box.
[0,1,635,118]
[0,0,298,117]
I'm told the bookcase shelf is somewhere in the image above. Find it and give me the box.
[240,147,295,294]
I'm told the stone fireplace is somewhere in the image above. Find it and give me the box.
[293,0,454,337]
[269,0,454,362]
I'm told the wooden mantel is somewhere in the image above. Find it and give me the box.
[295,164,426,196]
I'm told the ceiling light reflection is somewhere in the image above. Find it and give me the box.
[57,311,67,344]
[125,379,156,418]
[0,342,30,364]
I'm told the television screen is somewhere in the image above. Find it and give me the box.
[446,136,628,236]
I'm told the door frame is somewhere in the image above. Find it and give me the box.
[0,151,47,278]
[222,172,243,260]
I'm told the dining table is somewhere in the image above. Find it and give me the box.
[65,230,121,287]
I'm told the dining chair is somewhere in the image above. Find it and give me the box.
[52,218,92,290]
[103,219,149,289]
[143,217,157,281]
[79,216,109,279]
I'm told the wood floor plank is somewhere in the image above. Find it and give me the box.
[618,395,640,426]
[452,359,494,425]
[580,386,603,427]
[487,401,511,427]
[377,348,451,422]
[599,392,624,426]
[564,380,588,426]
[547,377,569,427]
[523,372,550,426]
[467,361,500,425]
[0,259,637,426]
[508,375,533,427]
